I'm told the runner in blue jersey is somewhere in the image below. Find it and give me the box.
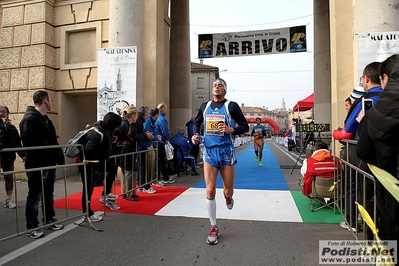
[191,78,249,245]
[251,117,266,166]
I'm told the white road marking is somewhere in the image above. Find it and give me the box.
[0,212,103,266]
[272,141,303,166]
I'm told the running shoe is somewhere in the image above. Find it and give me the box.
[339,221,357,232]
[89,214,103,222]
[105,193,118,200]
[83,214,103,223]
[46,218,64,230]
[142,188,156,194]
[4,199,16,209]
[225,196,234,210]
[106,200,120,210]
[255,156,258,162]
[259,162,263,167]
[27,230,44,239]
[99,198,121,210]
[206,226,220,245]
[163,178,175,184]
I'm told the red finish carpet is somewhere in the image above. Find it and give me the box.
[54,184,188,215]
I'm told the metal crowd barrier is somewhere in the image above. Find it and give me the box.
[335,139,378,241]
[272,136,379,240]
[274,136,397,246]
[0,144,91,242]
[337,139,398,264]
[107,143,159,198]
[0,143,159,242]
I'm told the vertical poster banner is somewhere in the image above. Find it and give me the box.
[97,46,137,120]
[198,34,214,59]
[289,26,307,53]
[357,32,399,83]
[198,26,306,59]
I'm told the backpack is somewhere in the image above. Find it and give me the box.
[64,127,104,158]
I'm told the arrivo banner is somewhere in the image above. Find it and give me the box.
[198,25,307,59]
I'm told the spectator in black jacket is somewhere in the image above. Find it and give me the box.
[77,112,122,222]
[19,90,65,239]
[0,106,25,209]
[365,54,399,243]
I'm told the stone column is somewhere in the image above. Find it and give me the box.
[313,0,331,125]
[328,1,355,154]
[354,0,399,34]
[109,0,144,106]
[169,0,191,134]
[0,7,2,31]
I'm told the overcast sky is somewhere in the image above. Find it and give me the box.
[189,0,314,110]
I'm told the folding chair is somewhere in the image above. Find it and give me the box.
[172,144,188,177]
[309,176,336,212]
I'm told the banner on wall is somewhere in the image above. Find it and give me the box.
[357,31,399,83]
[198,25,307,59]
[97,46,137,120]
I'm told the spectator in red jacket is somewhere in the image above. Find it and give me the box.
[300,142,338,197]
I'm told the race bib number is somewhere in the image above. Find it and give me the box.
[205,114,225,136]
[254,128,262,138]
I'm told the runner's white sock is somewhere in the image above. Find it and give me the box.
[206,197,216,226]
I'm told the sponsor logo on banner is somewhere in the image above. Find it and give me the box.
[198,26,306,58]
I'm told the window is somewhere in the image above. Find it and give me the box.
[197,77,204,89]
[60,22,102,70]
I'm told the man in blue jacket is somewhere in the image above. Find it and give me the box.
[333,62,382,140]
[186,115,199,165]
[155,103,175,184]
[141,108,163,186]
[171,127,199,176]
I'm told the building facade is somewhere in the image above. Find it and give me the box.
[190,61,219,116]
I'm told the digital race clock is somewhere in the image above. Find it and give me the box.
[295,123,330,132]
